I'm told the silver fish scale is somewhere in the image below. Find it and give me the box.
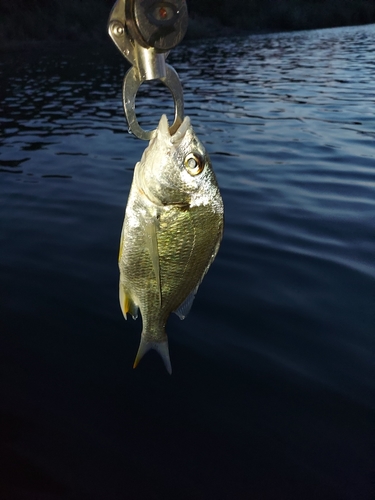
[120,197,222,337]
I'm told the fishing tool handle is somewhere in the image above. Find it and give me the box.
[108,0,188,140]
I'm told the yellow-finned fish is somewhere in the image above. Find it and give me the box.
[118,114,224,373]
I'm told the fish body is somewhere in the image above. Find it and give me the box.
[118,115,224,373]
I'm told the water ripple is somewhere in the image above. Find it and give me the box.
[1,26,374,410]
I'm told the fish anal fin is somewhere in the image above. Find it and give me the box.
[173,286,199,320]
[119,283,138,320]
[133,336,172,374]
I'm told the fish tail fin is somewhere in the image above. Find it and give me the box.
[133,335,172,375]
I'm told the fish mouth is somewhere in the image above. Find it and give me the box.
[158,114,191,144]
[135,115,195,207]
[171,116,191,144]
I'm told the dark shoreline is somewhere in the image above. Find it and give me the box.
[1,5,375,52]
[0,25,270,53]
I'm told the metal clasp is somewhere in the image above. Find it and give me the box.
[108,0,188,140]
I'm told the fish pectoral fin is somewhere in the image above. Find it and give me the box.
[144,218,162,306]
[133,336,172,375]
[119,283,138,320]
[173,286,199,320]
[118,229,124,263]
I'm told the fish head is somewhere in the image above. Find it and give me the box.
[135,115,220,208]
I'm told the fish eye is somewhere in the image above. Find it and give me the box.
[184,153,204,176]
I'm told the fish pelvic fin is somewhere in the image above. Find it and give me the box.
[119,282,138,320]
[133,335,172,375]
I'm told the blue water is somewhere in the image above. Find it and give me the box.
[1,24,374,499]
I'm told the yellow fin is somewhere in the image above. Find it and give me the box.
[119,283,138,320]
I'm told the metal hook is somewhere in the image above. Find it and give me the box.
[123,64,184,140]
[108,0,187,140]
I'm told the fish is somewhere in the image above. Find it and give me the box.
[118,114,224,373]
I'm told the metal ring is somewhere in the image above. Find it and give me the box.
[122,64,184,140]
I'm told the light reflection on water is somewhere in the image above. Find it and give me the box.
[1,24,374,500]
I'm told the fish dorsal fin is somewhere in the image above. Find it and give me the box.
[144,218,162,306]
[173,285,199,320]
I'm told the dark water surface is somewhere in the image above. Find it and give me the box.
[1,24,374,499]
